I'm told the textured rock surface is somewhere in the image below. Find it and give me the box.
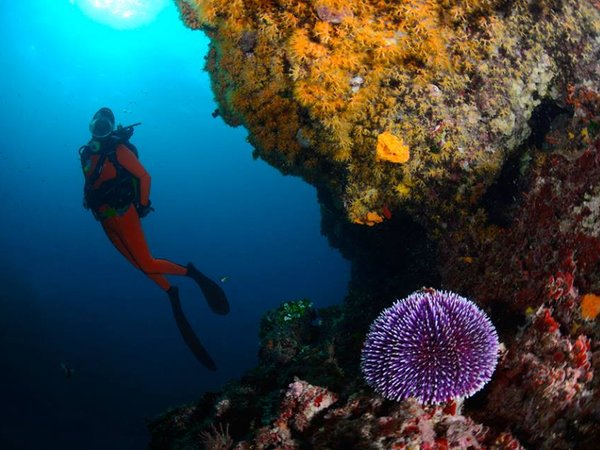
[439,85,600,448]
[146,2,600,449]
[176,0,600,233]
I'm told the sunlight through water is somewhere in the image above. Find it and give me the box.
[72,0,167,29]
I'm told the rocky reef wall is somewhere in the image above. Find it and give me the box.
[148,83,600,448]
[176,0,599,234]
[148,1,600,449]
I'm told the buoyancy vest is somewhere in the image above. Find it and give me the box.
[79,136,140,214]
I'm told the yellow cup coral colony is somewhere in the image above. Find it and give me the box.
[176,0,600,231]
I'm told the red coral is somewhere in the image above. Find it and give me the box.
[485,308,594,448]
[536,308,560,333]
[439,97,600,448]
[441,122,600,314]
[567,84,600,124]
[492,432,525,450]
[547,271,575,301]
[571,335,591,369]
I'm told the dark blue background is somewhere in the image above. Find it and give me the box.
[0,1,349,448]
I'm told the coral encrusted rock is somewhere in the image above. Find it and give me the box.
[175,0,600,234]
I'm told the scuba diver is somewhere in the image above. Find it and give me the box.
[79,107,229,370]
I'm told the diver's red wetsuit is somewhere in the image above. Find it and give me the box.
[84,143,187,290]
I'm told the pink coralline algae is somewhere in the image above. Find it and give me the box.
[310,395,522,450]
[277,379,338,433]
[313,396,491,450]
[236,379,337,449]
[361,289,499,404]
[441,90,600,314]
[233,379,521,450]
[486,306,594,449]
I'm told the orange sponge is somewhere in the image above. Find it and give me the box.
[581,293,600,320]
[376,132,410,164]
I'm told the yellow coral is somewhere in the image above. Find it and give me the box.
[177,0,598,230]
[581,293,600,320]
[395,183,411,199]
[376,132,410,163]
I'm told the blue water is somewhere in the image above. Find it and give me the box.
[0,2,350,448]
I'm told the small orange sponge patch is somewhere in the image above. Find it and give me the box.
[580,293,600,320]
[353,211,384,226]
[365,211,384,226]
[376,132,410,164]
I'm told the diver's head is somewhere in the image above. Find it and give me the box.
[89,107,115,139]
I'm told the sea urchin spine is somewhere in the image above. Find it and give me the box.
[361,289,499,404]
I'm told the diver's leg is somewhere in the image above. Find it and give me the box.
[102,206,177,290]
[102,216,142,270]
[115,205,187,279]
[106,206,229,314]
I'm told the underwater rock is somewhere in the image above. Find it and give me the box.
[439,84,600,449]
[440,85,600,314]
[176,0,600,234]
[148,3,600,449]
[258,299,317,365]
[148,86,600,450]
[485,307,595,449]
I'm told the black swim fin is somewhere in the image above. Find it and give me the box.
[167,286,217,371]
[186,263,230,315]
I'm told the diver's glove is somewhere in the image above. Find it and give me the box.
[136,201,154,218]
[115,124,134,141]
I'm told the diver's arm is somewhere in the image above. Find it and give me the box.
[115,144,151,206]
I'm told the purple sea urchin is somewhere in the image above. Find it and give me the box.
[361,289,499,404]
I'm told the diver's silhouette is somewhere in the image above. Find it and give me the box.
[79,107,229,370]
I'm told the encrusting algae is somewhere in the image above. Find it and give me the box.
[175,0,600,233]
